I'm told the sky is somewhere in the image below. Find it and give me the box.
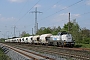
[0,0,90,38]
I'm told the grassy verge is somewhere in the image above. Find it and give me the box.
[0,48,11,60]
[75,43,90,48]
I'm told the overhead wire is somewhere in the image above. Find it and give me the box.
[14,0,67,28]
[44,0,62,12]
[39,0,84,28]
[12,0,84,28]
[48,10,90,28]
[24,0,69,29]
[81,12,90,15]
[17,0,29,18]
[41,0,85,27]
[71,11,90,20]
[21,0,66,28]
[12,0,41,36]
[15,0,85,35]
[40,0,83,22]
[14,0,41,24]
[25,0,84,29]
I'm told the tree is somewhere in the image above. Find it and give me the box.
[20,31,30,37]
[36,26,61,35]
[36,27,46,35]
[0,38,6,42]
[63,19,81,43]
[81,28,90,44]
[52,26,61,35]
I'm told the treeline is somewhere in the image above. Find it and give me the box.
[1,20,90,44]
[20,20,90,44]
[36,20,90,44]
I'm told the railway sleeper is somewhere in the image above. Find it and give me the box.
[2,44,55,60]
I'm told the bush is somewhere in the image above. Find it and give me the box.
[0,48,11,60]
[82,38,90,44]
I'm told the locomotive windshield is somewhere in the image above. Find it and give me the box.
[58,31,68,35]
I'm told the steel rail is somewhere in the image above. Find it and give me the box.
[2,43,55,60]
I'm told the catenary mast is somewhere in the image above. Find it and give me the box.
[31,7,42,34]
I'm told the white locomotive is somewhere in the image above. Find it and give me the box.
[40,34,52,45]
[48,32,75,47]
[5,32,75,47]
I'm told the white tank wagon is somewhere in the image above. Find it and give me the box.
[48,32,75,47]
[27,36,33,43]
[11,38,16,42]
[17,36,33,43]
[40,34,52,45]
[16,38,23,43]
[17,38,22,43]
[5,40,8,42]
[9,37,20,43]
[20,38,24,43]
[12,38,20,43]
[5,39,10,42]
[22,37,29,43]
[32,35,40,44]
[14,38,20,43]
[5,38,16,43]
[9,39,13,42]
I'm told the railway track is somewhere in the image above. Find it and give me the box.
[21,46,90,60]
[1,43,55,60]
[3,43,90,60]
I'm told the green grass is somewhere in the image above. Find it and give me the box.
[75,43,90,48]
[0,48,11,60]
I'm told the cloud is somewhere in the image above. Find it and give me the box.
[0,16,16,21]
[60,13,80,18]
[0,14,2,16]
[34,4,41,8]
[48,13,68,28]
[62,6,68,9]
[73,14,80,17]
[59,13,68,16]
[86,0,90,5]
[52,5,57,8]
[8,0,27,3]
[52,4,68,10]
[50,13,81,27]
[52,4,61,8]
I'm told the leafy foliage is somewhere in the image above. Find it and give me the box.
[36,19,90,44]
[63,20,81,43]
[63,20,90,44]
[36,26,61,35]
[80,28,90,44]
[0,48,11,60]
[0,38,6,42]
[19,20,90,44]
[20,31,30,37]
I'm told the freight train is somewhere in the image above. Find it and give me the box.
[5,32,75,47]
